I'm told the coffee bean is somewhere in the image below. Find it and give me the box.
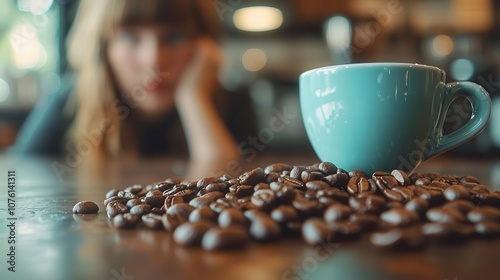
[292,196,323,216]
[405,197,429,214]
[370,228,425,250]
[251,189,276,210]
[250,216,281,241]
[305,180,330,191]
[73,201,99,214]
[443,185,471,201]
[421,223,473,243]
[210,202,231,213]
[206,182,229,193]
[219,173,233,182]
[369,229,404,249]
[347,176,372,195]
[349,194,386,214]
[164,195,184,209]
[166,203,195,220]
[106,202,128,218]
[318,162,338,176]
[428,182,449,190]
[467,206,500,223]
[254,183,271,192]
[417,189,444,206]
[471,184,491,194]
[382,188,404,204]
[174,221,213,246]
[202,226,249,251]
[264,172,280,184]
[225,192,237,200]
[290,166,307,180]
[426,207,466,223]
[348,170,367,179]
[151,207,164,215]
[409,173,422,184]
[126,198,143,209]
[442,200,475,214]
[117,191,137,200]
[472,193,500,207]
[129,204,151,217]
[415,178,431,186]
[460,175,481,184]
[275,185,296,204]
[301,170,324,183]
[145,190,163,197]
[391,187,415,202]
[189,191,224,208]
[349,213,379,231]
[189,206,218,223]
[162,213,185,232]
[376,176,399,190]
[141,213,163,229]
[271,205,299,224]
[380,209,419,227]
[104,196,129,207]
[316,188,349,204]
[302,218,333,245]
[386,201,404,209]
[440,175,458,184]
[142,195,165,208]
[327,221,362,239]
[113,213,138,229]
[218,208,246,228]
[244,209,269,222]
[420,222,449,240]
[391,169,410,185]
[239,167,266,186]
[105,189,120,199]
[229,184,254,198]
[172,188,196,202]
[323,173,349,189]
[475,221,500,237]
[153,182,175,192]
[197,177,223,189]
[264,163,292,174]
[323,204,351,223]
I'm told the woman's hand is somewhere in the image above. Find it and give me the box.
[175,36,222,103]
[174,37,240,177]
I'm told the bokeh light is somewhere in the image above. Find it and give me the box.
[242,48,267,72]
[234,6,283,32]
[0,79,11,103]
[17,0,53,15]
[432,34,454,57]
[450,58,475,81]
[9,23,47,69]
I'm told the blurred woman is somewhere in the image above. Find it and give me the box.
[13,0,254,177]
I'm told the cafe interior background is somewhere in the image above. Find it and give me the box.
[1,0,500,160]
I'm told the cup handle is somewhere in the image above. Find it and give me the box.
[423,82,492,160]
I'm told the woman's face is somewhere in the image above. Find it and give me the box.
[107,24,196,118]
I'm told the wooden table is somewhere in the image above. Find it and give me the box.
[1,154,499,280]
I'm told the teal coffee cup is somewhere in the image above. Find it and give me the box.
[299,63,491,175]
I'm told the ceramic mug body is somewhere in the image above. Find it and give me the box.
[299,63,491,175]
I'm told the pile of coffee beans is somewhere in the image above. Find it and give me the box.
[79,162,500,251]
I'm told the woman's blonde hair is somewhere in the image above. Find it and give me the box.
[67,0,219,160]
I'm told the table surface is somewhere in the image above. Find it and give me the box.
[1,154,500,280]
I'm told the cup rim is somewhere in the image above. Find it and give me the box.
[300,62,445,78]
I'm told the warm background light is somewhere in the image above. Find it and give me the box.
[432,34,454,57]
[233,6,283,32]
[242,48,267,72]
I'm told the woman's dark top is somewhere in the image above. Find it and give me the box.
[11,75,256,156]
